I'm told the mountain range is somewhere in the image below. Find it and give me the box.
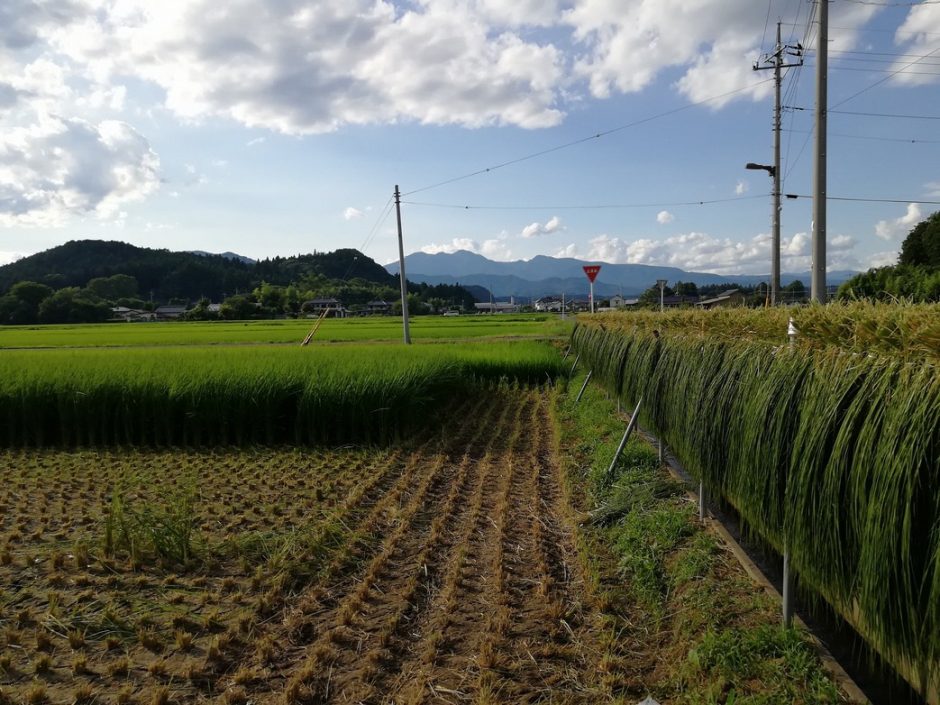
[387,250,858,298]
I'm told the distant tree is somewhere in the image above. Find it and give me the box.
[86,274,138,301]
[219,294,258,320]
[37,288,110,324]
[638,283,674,306]
[899,210,940,267]
[0,281,54,324]
[674,281,699,297]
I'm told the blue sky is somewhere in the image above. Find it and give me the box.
[1,0,938,276]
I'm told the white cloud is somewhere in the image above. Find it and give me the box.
[553,243,578,258]
[420,238,481,255]
[246,136,266,147]
[44,0,565,134]
[521,215,563,238]
[735,180,748,195]
[869,251,898,269]
[581,228,854,275]
[0,250,28,265]
[343,207,364,221]
[925,181,940,198]
[564,1,876,107]
[875,203,921,240]
[893,4,940,87]
[656,210,674,225]
[0,116,160,227]
[420,233,512,260]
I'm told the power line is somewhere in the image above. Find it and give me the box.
[831,46,940,108]
[807,63,940,75]
[783,127,940,143]
[402,78,775,197]
[841,0,940,5]
[782,21,940,37]
[830,108,940,119]
[402,195,766,211]
[785,194,940,204]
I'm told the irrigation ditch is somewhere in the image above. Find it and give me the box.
[569,309,940,705]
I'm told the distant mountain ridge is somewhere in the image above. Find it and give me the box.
[388,250,858,298]
[0,240,398,302]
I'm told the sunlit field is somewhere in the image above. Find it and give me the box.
[0,314,573,349]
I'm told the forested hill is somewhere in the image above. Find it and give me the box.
[0,240,396,301]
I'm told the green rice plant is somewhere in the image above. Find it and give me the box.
[570,312,940,692]
[0,341,565,447]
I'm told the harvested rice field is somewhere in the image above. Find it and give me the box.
[0,388,609,704]
[0,383,849,705]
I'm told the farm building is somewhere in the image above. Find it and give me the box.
[696,289,745,309]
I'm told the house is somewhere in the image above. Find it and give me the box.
[695,289,745,309]
[110,306,154,322]
[534,297,563,312]
[154,305,187,320]
[366,300,391,315]
[609,294,640,309]
[660,295,698,308]
[303,298,347,318]
[474,302,519,314]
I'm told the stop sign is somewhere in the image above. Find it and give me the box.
[583,265,601,283]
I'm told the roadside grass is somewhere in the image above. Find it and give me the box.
[557,370,845,704]
[0,314,573,349]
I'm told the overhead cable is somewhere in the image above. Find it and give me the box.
[402,78,775,197]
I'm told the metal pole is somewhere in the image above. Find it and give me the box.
[772,22,782,306]
[575,370,593,404]
[783,549,794,627]
[658,437,664,465]
[590,280,595,314]
[394,185,411,344]
[699,481,706,520]
[606,397,643,477]
[812,0,828,304]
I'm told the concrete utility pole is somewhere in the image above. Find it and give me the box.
[812,0,829,303]
[753,22,803,305]
[394,185,411,344]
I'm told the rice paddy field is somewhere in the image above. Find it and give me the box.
[0,314,571,349]
[4,306,928,704]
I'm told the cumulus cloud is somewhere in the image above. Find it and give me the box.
[521,215,562,238]
[581,228,854,275]
[735,180,749,195]
[656,210,674,225]
[44,0,564,134]
[420,233,512,260]
[893,4,940,86]
[869,251,899,268]
[343,207,364,221]
[0,116,160,227]
[875,203,921,240]
[553,243,578,258]
[564,0,876,106]
[0,250,28,265]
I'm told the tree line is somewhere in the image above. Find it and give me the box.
[0,241,480,324]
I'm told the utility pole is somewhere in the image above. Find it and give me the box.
[753,22,803,305]
[394,185,411,344]
[812,0,828,303]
